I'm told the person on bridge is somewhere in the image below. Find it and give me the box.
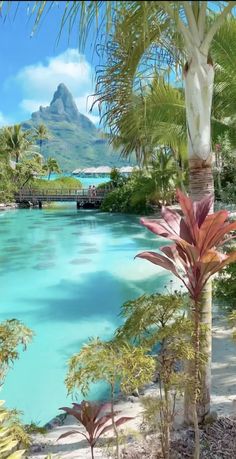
[92,185,96,197]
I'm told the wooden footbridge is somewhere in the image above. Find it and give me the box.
[15,188,108,209]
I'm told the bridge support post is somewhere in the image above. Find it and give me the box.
[38,201,42,209]
[76,201,80,209]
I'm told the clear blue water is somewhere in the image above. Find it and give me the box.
[0,207,171,425]
[44,173,110,188]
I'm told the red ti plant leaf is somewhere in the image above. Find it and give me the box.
[137,189,236,301]
[99,416,134,436]
[136,251,181,279]
[58,429,88,441]
[58,400,133,458]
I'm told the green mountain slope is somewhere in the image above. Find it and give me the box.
[22,83,134,172]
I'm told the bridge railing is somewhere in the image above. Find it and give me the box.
[15,188,108,199]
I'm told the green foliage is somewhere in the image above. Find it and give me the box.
[101,153,178,214]
[66,338,155,397]
[42,157,61,180]
[213,133,236,202]
[0,319,33,385]
[32,176,82,191]
[212,18,236,130]
[101,173,150,214]
[117,292,194,459]
[0,159,15,202]
[0,400,29,458]
[34,124,50,153]
[24,422,47,435]
[141,395,162,433]
[110,168,125,187]
[14,155,44,190]
[227,311,236,341]
[116,291,188,346]
[0,124,36,163]
[214,250,236,311]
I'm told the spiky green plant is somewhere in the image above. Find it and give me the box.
[0,400,29,459]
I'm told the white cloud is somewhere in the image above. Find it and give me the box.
[12,48,100,124]
[16,49,92,99]
[20,99,49,113]
[86,114,100,125]
[0,111,10,127]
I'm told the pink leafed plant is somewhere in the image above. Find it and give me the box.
[136,189,236,301]
[136,189,236,459]
[58,400,133,459]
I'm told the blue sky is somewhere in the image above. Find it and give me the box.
[0,1,101,126]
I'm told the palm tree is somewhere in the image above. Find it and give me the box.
[90,4,235,423]
[13,0,236,423]
[211,18,236,141]
[131,149,179,209]
[43,157,61,180]
[0,124,34,163]
[112,75,187,168]
[34,123,50,154]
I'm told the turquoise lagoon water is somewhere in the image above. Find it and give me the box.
[0,207,171,425]
[46,173,110,188]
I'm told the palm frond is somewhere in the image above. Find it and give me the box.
[212,17,236,118]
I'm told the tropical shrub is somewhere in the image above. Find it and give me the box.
[14,155,44,190]
[116,291,186,346]
[117,292,194,459]
[101,151,180,214]
[213,133,236,202]
[100,171,164,214]
[110,168,124,188]
[0,159,15,202]
[66,339,154,458]
[100,183,133,213]
[0,400,30,458]
[59,400,132,459]
[136,190,236,459]
[0,319,33,385]
[214,244,236,311]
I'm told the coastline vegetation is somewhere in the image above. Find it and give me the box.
[0,123,83,203]
[1,2,236,459]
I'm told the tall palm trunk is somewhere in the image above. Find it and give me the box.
[184,52,214,423]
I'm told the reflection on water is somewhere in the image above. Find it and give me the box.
[0,206,171,424]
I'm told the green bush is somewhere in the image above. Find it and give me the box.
[97,181,112,190]
[101,170,176,214]
[0,159,16,203]
[214,133,236,203]
[101,175,152,214]
[214,256,236,311]
[33,176,82,191]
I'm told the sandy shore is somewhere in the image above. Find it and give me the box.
[28,314,236,458]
